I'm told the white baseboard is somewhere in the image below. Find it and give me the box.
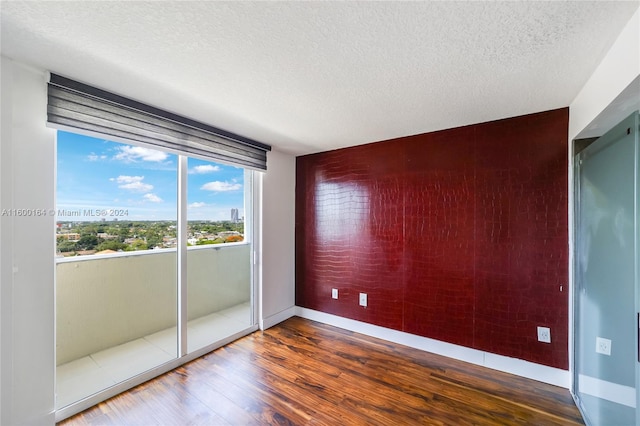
[296,307,570,389]
[578,374,636,408]
[260,306,296,330]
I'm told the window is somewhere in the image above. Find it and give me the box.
[55,131,256,412]
[56,132,178,254]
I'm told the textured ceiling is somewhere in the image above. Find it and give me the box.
[1,1,638,155]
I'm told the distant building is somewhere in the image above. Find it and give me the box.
[95,249,117,255]
[97,233,117,240]
[59,233,80,242]
[219,231,241,238]
[231,208,239,223]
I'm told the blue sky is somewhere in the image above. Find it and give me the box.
[56,131,245,221]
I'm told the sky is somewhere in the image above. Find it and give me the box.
[56,131,245,222]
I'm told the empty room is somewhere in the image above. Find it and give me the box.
[1,2,639,425]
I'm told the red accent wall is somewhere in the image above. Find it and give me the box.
[295,108,569,369]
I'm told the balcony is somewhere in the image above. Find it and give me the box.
[56,244,252,408]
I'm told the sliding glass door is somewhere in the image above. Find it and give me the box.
[574,111,639,425]
[55,131,257,411]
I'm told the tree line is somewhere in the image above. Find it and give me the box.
[56,220,244,253]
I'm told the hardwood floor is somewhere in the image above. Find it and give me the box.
[59,317,584,425]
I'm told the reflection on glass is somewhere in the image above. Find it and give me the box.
[315,181,370,244]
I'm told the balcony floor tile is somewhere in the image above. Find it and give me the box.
[218,302,252,325]
[56,302,252,410]
[187,310,249,353]
[56,357,116,409]
[144,327,178,357]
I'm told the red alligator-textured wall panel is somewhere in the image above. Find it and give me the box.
[295,108,569,369]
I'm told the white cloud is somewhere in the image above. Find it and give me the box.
[143,193,163,203]
[112,175,143,184]
[201,181,242,192]
[114,145,168,162]
[189,165,220,174]
[188,202,206,208]
[88,153,107,161]
[111,175,154,192]
[123,181,153,192]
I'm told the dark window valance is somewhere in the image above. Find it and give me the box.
[47,73,271,170]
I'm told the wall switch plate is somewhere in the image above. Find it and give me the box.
[331,288,338,299]
[596,337,612,355]
[359,293,367,307]
[537,326,551,343]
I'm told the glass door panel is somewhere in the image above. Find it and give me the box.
[574,112,639,425]
[185,158,253,353]
[55,131,178,408]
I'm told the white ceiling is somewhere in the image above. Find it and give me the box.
[1,1,638,155]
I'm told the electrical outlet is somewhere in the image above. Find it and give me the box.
[331,288,338,299]
[596,337,611,356]
[359,293,367,307]
[537,326,551,343]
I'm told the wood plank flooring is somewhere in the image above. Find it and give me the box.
[59,316,584,425]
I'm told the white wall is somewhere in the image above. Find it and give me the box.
[0,56,56,425]
[570,9,640,140]
[260,149,296,329]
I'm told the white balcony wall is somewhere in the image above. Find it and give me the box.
[187,245,251,320]
[56,244,250,365]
